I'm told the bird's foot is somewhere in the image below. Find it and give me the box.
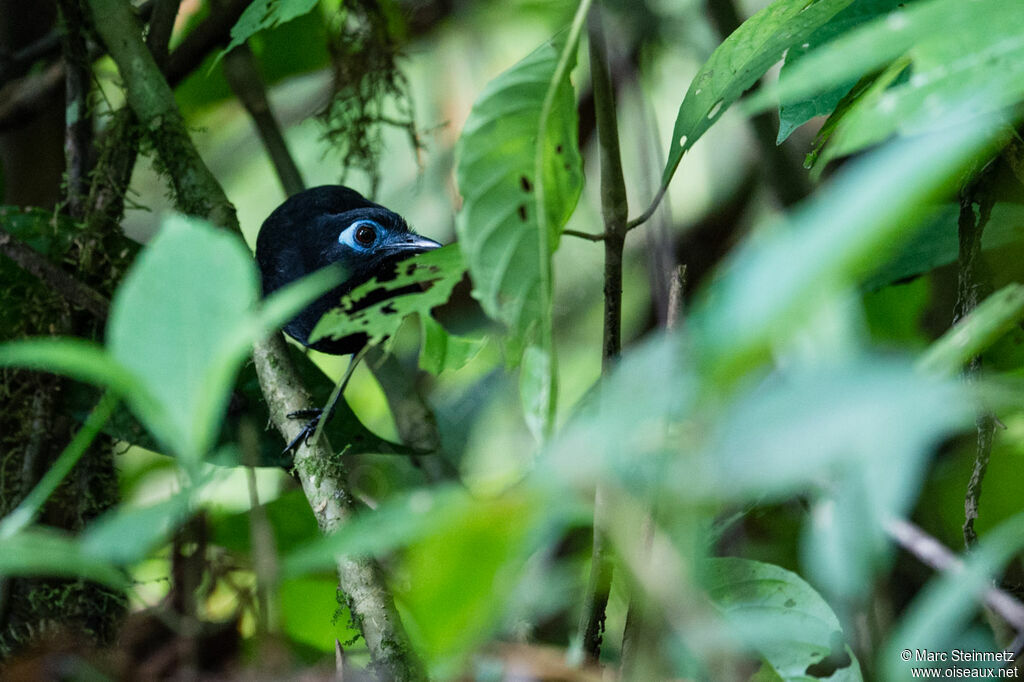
[283,408,324,455]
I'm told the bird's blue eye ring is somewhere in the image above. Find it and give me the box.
[341,219,381,248]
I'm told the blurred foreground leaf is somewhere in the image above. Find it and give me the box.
[687,113,1002,382]
[107,214,259,459]
[0,528,126,589]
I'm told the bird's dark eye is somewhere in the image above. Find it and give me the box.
[341,219,381,249]
[355,223,376,246]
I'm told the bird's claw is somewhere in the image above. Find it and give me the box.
[283,408,324,455]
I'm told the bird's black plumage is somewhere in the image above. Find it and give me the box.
[256,185,441,354]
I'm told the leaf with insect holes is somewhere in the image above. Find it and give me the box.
[454,31,583,359]
[310,245,466,350]
[661,0,853,187]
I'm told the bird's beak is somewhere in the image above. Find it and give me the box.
[383,235,443,256]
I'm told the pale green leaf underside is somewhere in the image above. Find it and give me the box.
[107,214,259,459]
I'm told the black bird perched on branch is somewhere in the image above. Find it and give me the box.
[256,185,441,451]
[257,184,441,352]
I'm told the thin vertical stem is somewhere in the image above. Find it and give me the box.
[57,0,93,217]
[577,4,629,663]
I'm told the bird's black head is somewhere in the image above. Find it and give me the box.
[256,185,441,354]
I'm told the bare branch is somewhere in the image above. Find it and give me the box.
[885,517,1024,633]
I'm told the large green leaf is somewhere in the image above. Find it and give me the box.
[660,0,854,187]
[706,558,862,682]
[776,0,904,143]
[751,0,1024,162]
[106,214,259,459]
[454,32,583,358]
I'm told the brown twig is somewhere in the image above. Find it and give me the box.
[222,43,305,197]
[885,517,1024,632]
[619,266,686,678]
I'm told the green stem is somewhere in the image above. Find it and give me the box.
[534,0,594,438]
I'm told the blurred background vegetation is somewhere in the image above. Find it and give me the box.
[2,0,1024,679]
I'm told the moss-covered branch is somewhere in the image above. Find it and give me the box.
[85,1,425,677]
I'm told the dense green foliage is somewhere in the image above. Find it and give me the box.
[2,0,1024,679]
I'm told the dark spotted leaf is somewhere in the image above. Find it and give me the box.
[310,245,465,349]
[454,31,583,358]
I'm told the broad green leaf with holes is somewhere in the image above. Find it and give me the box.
[454,33,583,358]
[661,0,853,187]
[310,244,465,350]
[706,558,863,681]
[217,0,321,62]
